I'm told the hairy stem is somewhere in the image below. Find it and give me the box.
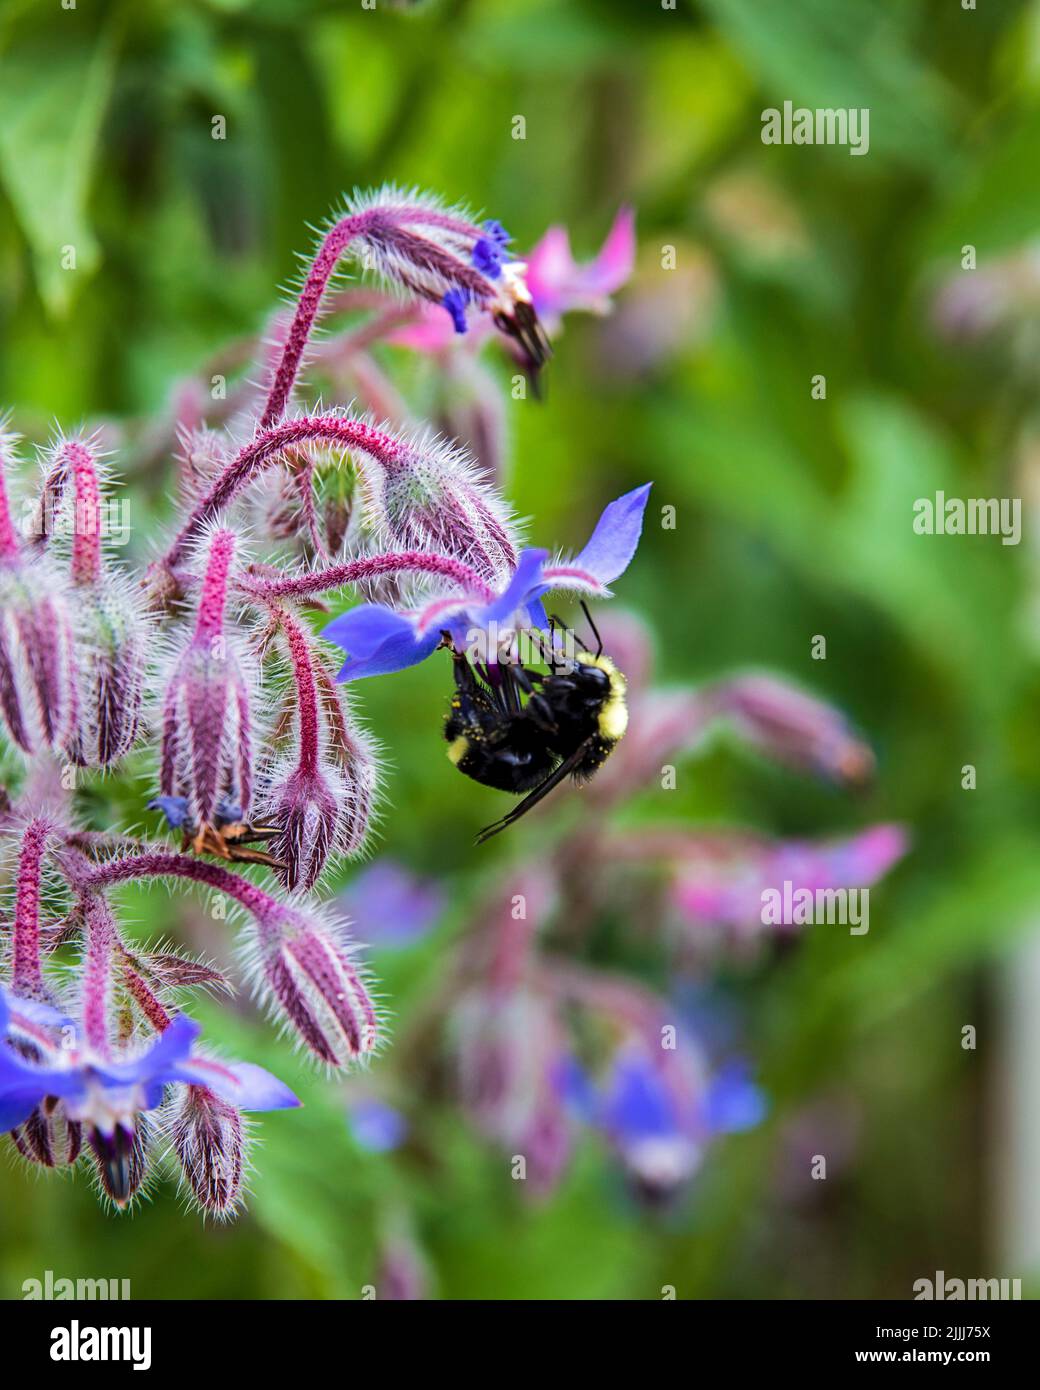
[194,529,236,644]
[0,441,20,562]
[241,549,494,603]
[62,440,102,586]
[12,818,50,997]
[81,896,119,1055]
[76,852,286,939]
[274,607,322,775]
[260,213,372,429]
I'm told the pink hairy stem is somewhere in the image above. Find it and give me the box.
[259,206,489,430]
[61,440,103,586]
[0,443,20,562]
[193,529,236,644]
[260,213,372,429]
[12,818,51,997]
[81,896,119,1055]
[74,852,287,943]
[273,607,322,776]
[240,549,494,603]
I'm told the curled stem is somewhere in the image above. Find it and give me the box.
[241,549,494,603]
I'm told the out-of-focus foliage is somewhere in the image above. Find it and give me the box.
[1,0,1039,1299]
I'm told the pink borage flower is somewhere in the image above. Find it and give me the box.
[525,206,636,332]
[322,483,652,680]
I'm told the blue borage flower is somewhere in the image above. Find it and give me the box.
[596,1046,765,1196]
[0,987,300,1135]
[442,225,515,328]
[323,482,652,681]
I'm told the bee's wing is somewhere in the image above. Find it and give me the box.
[475,739,594,844]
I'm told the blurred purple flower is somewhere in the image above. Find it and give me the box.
[338,861,444,948]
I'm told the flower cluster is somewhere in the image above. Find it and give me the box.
[0,186,634,1217]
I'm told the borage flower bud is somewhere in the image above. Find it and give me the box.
[259,609,379,890]
[375,425,519,585]
[167,1083,246,1220]
[54,439,149,766]
[159,529,255,825]
[0,433,76,753]
[243,901,380,1067]
[705,673,875,784]
[262,756,348,893]
[69,853,382,1072]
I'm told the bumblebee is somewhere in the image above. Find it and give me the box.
[443,608,628,842]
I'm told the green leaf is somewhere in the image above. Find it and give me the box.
[0,16,119,317]
[699,0,958,168]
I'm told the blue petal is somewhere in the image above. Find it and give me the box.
[182,1058,302,1112]
[472,239,503,279]
[0,1044,84,1128]
[94,1013,201,1089]
[567,483,652,587]
[0,1086,50,1132]
[323,604,441,681]
[148,795,190,829]
[481,219,512,247]
[442,288,469,334]
[601,1050,678,1143]
[2,992,75,1035]
[467,548,549,631]
[702,1061,767,1134]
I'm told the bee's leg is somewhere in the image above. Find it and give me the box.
[525,691,558,733]
[580,600,603,658]
[451,651,482,693]
[228,845,287,870]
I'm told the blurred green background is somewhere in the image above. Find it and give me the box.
[2,0,1040,1299]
